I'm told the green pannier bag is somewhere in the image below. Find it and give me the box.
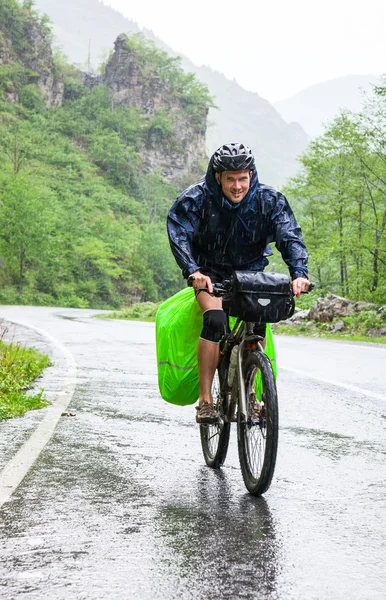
[156,287,277,406]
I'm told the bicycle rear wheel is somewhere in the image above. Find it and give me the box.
[237,351,278,496]
[200,359,231,469]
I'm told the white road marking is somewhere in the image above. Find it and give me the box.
[281,365,385,401]
[0,320,77,508]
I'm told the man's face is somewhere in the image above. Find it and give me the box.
[216,170,252,204]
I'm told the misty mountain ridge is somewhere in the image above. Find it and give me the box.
[33,0,309,188]
[274,74,381,137]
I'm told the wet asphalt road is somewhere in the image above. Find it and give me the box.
[0,306,385,600]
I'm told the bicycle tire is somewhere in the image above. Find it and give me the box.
[200,358,231,469]
[237,351,278,496]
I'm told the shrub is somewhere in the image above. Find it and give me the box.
[99,301,160,321]
[19,84,45,113]
[0,335,51,420]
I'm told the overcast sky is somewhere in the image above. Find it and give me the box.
[104,0,385,103]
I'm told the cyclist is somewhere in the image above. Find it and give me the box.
[167,142,310,423]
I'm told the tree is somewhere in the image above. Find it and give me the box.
[285,81,386,303]
[0,169,57,293]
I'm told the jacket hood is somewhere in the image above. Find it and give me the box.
[204,153,260,210]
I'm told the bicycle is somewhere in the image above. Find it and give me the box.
[194,274,313,497]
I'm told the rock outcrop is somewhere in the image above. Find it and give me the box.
[309,294,376,323]
[22,17,64,108]
[0,15,63,108]
[101,34,207,183]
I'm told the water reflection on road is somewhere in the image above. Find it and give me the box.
[155,468,279,599]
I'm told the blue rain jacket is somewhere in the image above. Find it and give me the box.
[167,155,308,282]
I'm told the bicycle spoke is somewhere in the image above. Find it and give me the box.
[245,423,265,477]
[238,351,278,495]
[207,429,220,442]
[243,371,267,477]
[199,365,231,469]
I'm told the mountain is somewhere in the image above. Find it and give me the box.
[34,0,142,67]
[192,65,307,186]
[33,0,309,188]
[274,75,381,137]
[0,0,213,306]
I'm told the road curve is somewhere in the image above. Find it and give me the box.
[0,306,385,600]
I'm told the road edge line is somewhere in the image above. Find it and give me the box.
[0,319,77,508]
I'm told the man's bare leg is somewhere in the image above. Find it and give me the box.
[197,338,219,404]
[196,292,223,406]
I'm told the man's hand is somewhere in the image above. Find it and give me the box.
[292,277,311,298]
[189,271,213,294]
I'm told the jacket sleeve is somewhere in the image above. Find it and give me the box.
[167,193,202,279]
[271,192,309,280]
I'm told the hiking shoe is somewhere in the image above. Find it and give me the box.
[195,402,218,424]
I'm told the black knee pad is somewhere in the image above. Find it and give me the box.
[200,309,227,343]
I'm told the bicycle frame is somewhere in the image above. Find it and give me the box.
[221,319,265,423]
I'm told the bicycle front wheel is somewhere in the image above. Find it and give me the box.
[237,351,278,496]
[200,360,231,469]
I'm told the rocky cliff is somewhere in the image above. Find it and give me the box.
[1,4,208,184]
[0,10,63,108]
[96,33,208,183]
[32,0,310,188]
[21,16,64,108]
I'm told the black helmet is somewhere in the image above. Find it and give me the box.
[213,142,255,173]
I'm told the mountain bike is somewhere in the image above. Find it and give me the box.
[196,273,313,497]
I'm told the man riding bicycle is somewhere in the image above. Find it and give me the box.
[167,142,310,424]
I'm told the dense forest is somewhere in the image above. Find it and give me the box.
[284,79,386,304]
[0,0,213,308]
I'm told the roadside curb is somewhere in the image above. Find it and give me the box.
[0,318,77,508]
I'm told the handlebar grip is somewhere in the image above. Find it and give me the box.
[300,282,315,294]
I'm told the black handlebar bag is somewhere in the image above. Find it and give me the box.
[222,271,295,323]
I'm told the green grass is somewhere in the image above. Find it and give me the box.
[274,322,386,344]
[97,301,160,321]
[0,340,52,420]
[97,299,386,345]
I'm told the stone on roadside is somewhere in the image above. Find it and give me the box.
[272,320,296,328]
[309,294,376,323]
[332,320,345,333]
[288,309,310,322]
[366,327,386,337]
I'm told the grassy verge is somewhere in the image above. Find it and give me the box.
[97,302,159,322]
[97,299,386,344]
[273,322,386,344]
[0,340,52,420]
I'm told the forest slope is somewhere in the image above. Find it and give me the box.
[0,1,213,308]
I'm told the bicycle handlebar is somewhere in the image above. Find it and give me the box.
[188,275,314,296]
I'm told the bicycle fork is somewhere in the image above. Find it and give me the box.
[236,340,248,422]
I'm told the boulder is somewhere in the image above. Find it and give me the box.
[332,320,345,333]
[366,327,386,337]
[288,309,310,322]
[309,294,376,323]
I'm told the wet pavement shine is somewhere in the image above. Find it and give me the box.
[0,306,385,599]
